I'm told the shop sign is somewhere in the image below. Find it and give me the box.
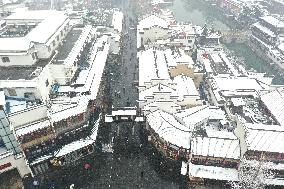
[0,162,12,171]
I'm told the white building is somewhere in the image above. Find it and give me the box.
[137,15,169,48]
[50,25,94,85]
[0,10,72,105]
[250,15,284,69]
[0,24,95,109]
[234,120,284,186]
[92,10,123,55]
[0,10,70,66]
[260,89,284,126]
[138,47,202,114]
[209,75,271,106]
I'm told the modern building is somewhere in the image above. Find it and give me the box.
[0,108,31,178]
[250,15,284,69]
[0,10,72,105]
[0,34,110,177]
[137,14,169,47]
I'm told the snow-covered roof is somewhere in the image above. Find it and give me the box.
[142,100,181,114]
[173,75,199,97]
[55,138,94,157]
[87,36,109,100]
[0,38,32,52]
[49,96,89,122]
[189,163,239,181]
[191,136,240,159]
[64,25,92,67]
[253,22,276,37]
[175,106,226,129]
[112,11,123,33]
[139,83,174,100]
[231,98,246,107]
[30,155,53,166]
[62,35,109,100]
[210,53,223,63]
[138,48,170,86]
[164,48,194,67]
[29,17,68,44]
[0,10,68,52]
[260,90,284,126]
[15,119,51,137]
[260,16,284,28]
[245,123,284,153]
[278,43,284,53]
[146,110,191,149]
[0,80,37,88]
[5,10,61,20]
[218,52,240,76]
[0,90,5,106]
[139,76,199,102]
[112,109,137,116]
[211,76,268,92]
[170,24,195,36]
[138,15,168,31]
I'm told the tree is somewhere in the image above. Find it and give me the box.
[230,158,275,189]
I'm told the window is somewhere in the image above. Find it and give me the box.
[45,79,49,87]
[56,36,59,41]
[48,46,51,52]
[52,41,56,47]
[188,40,192,43]
[7,88,17,96]
[61,30,63,36]
[32,52,37,60]
[1,57,10,63]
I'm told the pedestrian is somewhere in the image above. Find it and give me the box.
[32,180,40,188]
[70,184,75,189]
[140,171,144,178]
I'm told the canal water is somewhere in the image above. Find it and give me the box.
[171,0,284,84]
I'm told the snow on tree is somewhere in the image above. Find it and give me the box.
[230,158,275,189]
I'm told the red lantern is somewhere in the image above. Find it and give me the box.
[163,143,168,150]
[175,153,179,160]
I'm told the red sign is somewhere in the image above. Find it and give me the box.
[0,162,12,170]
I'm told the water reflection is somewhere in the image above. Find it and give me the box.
[171,0,229,30]
[171,0,284,85]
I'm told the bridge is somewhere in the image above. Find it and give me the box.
[221,30,251,44]
[105,107,144,123]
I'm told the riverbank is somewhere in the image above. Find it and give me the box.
[170,0,284,85]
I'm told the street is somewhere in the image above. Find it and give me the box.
[82,0,185,188]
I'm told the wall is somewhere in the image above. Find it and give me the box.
[169,64,195,78]
[37,21,70,59]
[140,27,169,45]
[0,153,31,177]
[0,53,37,67]
[233,115,247,157]
[179,96,202,108]
[4,87,40,99]
[49,64,68,85]
[36,65,54,102]
[142,101,181,115]
[8,105,48,129]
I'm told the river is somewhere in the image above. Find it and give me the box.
[170,0,284,84]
